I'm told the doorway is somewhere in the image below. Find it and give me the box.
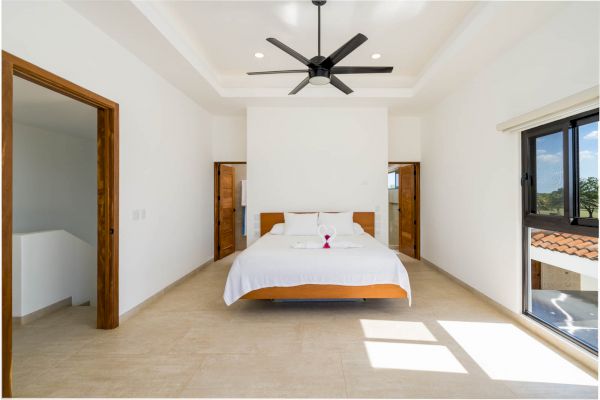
[388,162,420,259]
[2,52,119,397]
[214,162,247,260]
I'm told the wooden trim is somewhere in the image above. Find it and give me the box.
[242,284,407,300]
[2,53,14,398]
[2,51,120,397]
[259,212,375,237]
[213,163,219,260]
[389,162,421,260]
[214,162,247,261]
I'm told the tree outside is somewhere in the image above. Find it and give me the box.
[580,176,599,218]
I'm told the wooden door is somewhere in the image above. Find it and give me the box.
[218,165,235,259]
[399,165,416,258]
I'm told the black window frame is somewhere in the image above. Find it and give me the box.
[521,108,599,354]
[521,109,599,235]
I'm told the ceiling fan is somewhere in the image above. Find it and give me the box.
[247,0,393,95]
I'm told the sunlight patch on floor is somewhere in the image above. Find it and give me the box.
[364,341,467,373]
[438,320,597,386]
[360,319,437,342]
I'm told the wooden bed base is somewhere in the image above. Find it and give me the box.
[241,284,408,300]
[240,212,407,301]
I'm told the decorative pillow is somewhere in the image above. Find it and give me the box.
[318,212,354,235]
[284,213,318,235]
[353,222,365,236]
[269,223,285,235]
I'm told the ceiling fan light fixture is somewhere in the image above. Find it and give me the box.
[309,68,330,85]
[254,52,265,58]
[371,53,381,60]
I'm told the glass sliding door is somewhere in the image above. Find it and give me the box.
[522,109,599,353]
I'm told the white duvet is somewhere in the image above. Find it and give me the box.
[223,233,411,305]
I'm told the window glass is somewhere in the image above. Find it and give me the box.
[388,172,397,189]
[535,132,564,215]
[528,228,598,351]
[578,121,598,218]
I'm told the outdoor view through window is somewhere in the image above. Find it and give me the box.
[527,117,598,352]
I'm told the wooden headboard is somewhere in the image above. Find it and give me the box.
[260,212,375,237]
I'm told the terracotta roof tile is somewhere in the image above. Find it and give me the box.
[531,230,598,260]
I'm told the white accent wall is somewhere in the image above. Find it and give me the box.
[420,3,599,313]
[3,1,215,315]
[246,107,389,244]
[13,123,97,245]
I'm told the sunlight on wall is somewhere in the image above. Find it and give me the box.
[360,319,437,342]
[438,321,597,386]
[279,2,299,27]
[364,341,467,373]
[372,1,426,22]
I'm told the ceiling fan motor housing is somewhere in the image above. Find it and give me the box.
[312,1,327,6]
[309,67,331,85]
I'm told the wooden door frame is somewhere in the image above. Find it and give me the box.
[214,161,245,261]
[2,51,120,397]
[389,162,420,260]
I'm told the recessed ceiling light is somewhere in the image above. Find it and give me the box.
[371,53,381,60]
[254,52,264,59]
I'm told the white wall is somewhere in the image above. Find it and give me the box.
[13,230,95,317]
[212,115,246,161]
[389,116,421,161]
[247,107,388,244]
[13,123,97,245]
[3,1,215,315]
[420,3,599,313]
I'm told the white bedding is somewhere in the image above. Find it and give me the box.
[223,233,411,305]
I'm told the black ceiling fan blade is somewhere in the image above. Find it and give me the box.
[329,75,353,95]
[266,38,311,66]
[321,33,368,69]
[247,70,307,75]
[331,66,393,74]
[289,77,310,95]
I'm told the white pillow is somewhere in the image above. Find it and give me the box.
[353,222,365,236]
[318,212,354,235]
[269,223,285,235]
[284,213,318,235]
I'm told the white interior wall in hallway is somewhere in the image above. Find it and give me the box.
[420,2,599,313]
[3,1,215,315]
[13,123,97,245]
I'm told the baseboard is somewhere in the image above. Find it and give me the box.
[119,257,214,323]
[13,296,72,326]
[421,257,598,374]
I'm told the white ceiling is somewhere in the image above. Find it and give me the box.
[154,1,474,87]
[66,1,569,115]
[13,76,97,139]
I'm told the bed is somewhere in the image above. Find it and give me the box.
[223,212,411,305]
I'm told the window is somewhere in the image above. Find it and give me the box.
[522,109,599,353]
[388,171,398,189]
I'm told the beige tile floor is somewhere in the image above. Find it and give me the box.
[13,253,598,398]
